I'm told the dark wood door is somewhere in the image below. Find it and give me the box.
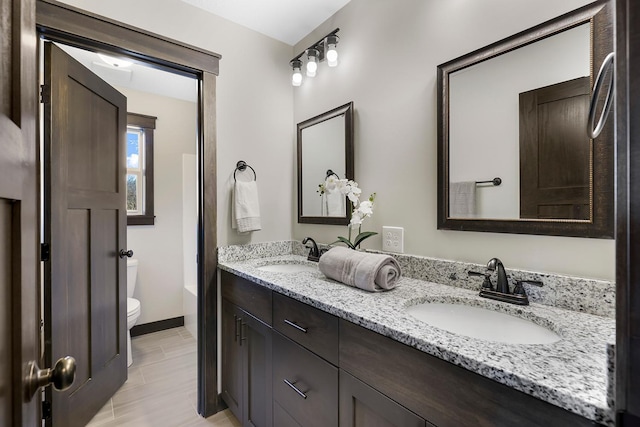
[339,371,427,427]
[616,0,640,424]
[0,0,39,426]
[221,300,243,421]
[519,77,591,219]
[43,42,127,427]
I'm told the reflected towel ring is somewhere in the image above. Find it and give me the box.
[325,169,340,180]
[234,160,257,182]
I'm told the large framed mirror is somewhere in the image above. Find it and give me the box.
[437,0,613,238]
[298,102,354,225]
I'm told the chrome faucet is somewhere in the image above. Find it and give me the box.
[302,237,320,262]
[468,257,543,306]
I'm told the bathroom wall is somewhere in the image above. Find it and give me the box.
[292,0,615,281]
[120,86,197,325]
[57,0,295,247]
[57,0,616,281]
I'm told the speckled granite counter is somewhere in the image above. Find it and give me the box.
[218,254,615,426]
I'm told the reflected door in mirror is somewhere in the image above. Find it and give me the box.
[519,77,590,220]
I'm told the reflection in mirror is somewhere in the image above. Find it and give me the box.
[449,24,589,220]
[438,1,613,238]
[298,102,354,225]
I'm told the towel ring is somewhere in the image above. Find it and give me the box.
[587,52,615,139]
[325,169,340,180]
[234,160,257,182]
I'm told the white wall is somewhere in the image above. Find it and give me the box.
[57,0,295,247]
[120,86,197,324]
[292,0,615,281]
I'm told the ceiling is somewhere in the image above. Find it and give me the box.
[179,0,351,45]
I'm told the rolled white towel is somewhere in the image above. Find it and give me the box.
[319,246,402,292]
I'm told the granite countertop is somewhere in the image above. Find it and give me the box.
[218,254,615,426]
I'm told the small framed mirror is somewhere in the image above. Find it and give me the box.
[437,1,613,238]
[297,102,354,225]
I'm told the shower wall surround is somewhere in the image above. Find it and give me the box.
[218,240,614,318]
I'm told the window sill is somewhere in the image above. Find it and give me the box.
[128,215,155,226]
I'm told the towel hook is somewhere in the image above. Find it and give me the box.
[234,160,257,182]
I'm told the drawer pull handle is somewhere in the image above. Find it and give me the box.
[234,315,240,342]
[283,379,307,399]
[284,319,308,334]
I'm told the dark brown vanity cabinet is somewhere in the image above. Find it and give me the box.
[220,270,600,427]
[221,271,273,427]
[340,371,429,427]
[272,332,339,427]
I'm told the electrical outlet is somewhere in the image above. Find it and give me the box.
[382,226,404,253]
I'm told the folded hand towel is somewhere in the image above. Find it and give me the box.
[233,180,261,232]
[319,246,402,292]
[449,181,476,217]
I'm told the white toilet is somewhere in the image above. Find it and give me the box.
[126,258,142,367]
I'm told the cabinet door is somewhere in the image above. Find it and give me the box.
[273,332,338,427]
[242,312,273,427]
[221,301,243,422]
[340,371,427,427]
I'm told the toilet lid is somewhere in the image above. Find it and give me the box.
[127,297,140,317]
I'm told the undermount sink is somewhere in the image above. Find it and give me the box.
[256,263,318,274]
[405,302,561,344]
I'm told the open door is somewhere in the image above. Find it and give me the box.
[0,0,40,426]
[43,42,128,427]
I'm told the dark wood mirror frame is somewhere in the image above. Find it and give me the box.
[437,0,613,238]
[297,101,354,225]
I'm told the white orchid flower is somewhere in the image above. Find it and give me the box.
[358,200,374,216]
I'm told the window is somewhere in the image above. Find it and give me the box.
[126,113,156,225]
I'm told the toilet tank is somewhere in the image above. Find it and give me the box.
[126,258,139,298]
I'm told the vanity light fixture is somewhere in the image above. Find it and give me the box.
[289,28,340,86]
[290,59,303,86]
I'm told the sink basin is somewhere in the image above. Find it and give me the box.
[405,303,561,344]
[256,263,318,274]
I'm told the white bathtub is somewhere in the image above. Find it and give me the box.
[183,285,197,338]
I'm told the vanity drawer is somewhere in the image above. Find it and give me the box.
[221,270,272,325]
[273,331,338,427]
[273,292,339,365]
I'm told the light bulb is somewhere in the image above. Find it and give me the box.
[326,44,338,67]
[290,59,303,87]
[325,35,339,68]
[306,60,317,77]
[292,69,302,86]
[306,48,319,77]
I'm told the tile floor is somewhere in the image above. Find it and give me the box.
[87,327,241,427]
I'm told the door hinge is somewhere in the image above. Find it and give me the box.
[42,400,51,420]
[41,243,50,262]
[40,84,50,104]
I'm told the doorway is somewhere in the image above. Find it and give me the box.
[40,39,202,424]
[37,0,221,421]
